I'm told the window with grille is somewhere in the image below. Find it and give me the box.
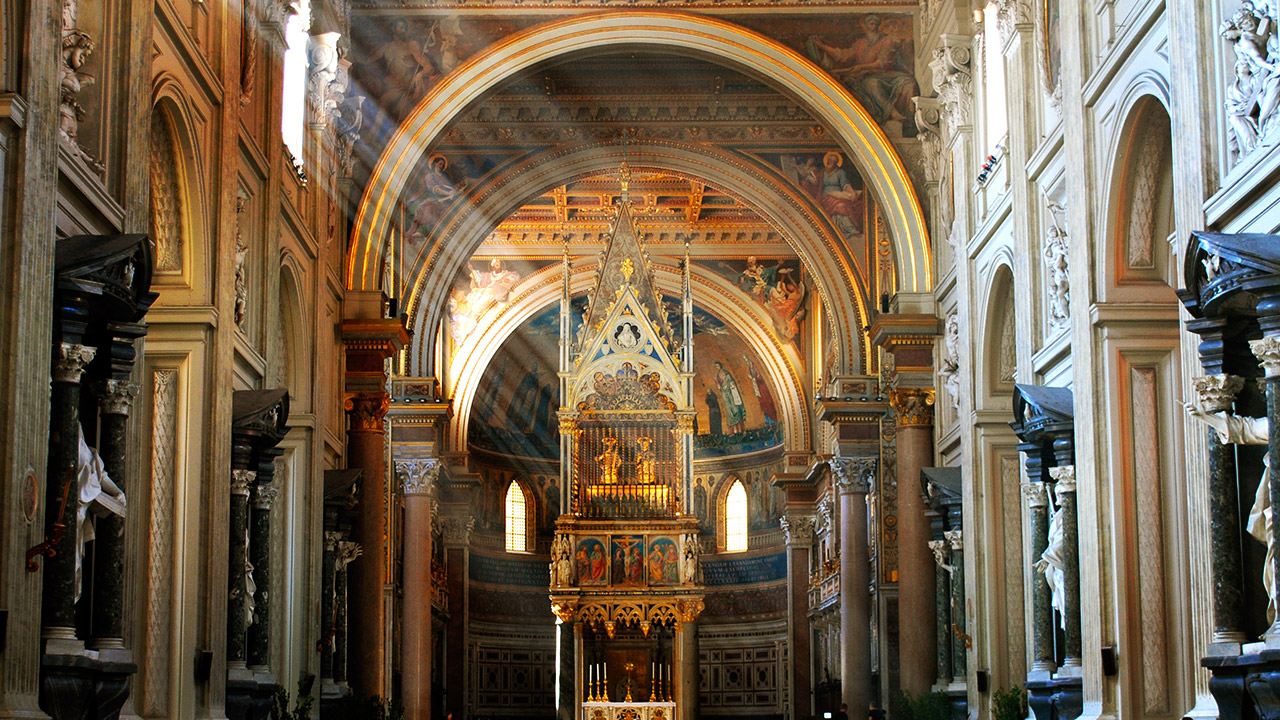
[505,481,528,552]
[725,480,748,552]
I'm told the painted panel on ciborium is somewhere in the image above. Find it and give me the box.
[647,537,680,586]
[610,535,645,587]
[576,537,608,586]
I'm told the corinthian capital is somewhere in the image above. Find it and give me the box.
[889,388,936,427]
[780,513,815,547]
[1192,374,1246,412]
[53,343,97,384]
[1021,481,1048,508]
[396,458,441,496]
[345,393,389,430]
[830,457,876,494]
[97,379,139,416]
[928,36,973,132]
[1251,337,1280,379]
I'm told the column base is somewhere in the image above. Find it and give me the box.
[1025,676,1081,720]
[1203,648,1280,720]
[40,650,136,720]
[226,675,279,720]
[320,683,358,720]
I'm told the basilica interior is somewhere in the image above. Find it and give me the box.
[2,0,1280,719]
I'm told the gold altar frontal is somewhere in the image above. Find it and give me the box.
[583,702,677,720]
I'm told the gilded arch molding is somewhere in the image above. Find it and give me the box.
[348,11,931,299]
[442,262,812,456]
[399,141,873,376]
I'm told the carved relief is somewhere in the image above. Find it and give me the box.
[996,0,1033,44]
[307,32,342,128]
[1221,1,1280,162]
[1043,203,1071,331]
[913,96,943,184]
[59,0,103,172]
[143,369,178,716]
[234,193,249,329]
[938,314,961,415]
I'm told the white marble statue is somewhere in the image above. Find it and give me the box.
[75,425,125,602]
[1036,485,1067,629]
[1186,401,1275,624]
[681,532,701,585]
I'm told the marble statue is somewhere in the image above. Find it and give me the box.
[74,425,126,602]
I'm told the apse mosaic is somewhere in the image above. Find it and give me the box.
[468,299,783,459]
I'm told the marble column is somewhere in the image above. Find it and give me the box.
[832,457,874,717]
[346,392,390,697]
[1023,482,1056,676]
[398,458,439,720]
[676,609,702,720]
[1050,466,1082,670]
[88,373,138,649]
[781,511,814,718]
[945,529,966,679]
[555,614,576,720]
[320,531,339,683]
[40,342,97,642]
[889,388,937,694]
[1192,374,1248,649]
[247,475,279,674]
[442,515,474,720]
[1251,335,1280,644]
[227,469,256,678]
[929,540,953,685]
[334,540,361,687]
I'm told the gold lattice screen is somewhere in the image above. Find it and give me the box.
[573,414,680,518]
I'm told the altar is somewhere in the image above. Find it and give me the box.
[582,702,677,720]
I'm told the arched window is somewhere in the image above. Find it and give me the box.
[505,481,528,552]
[724,480,748,553]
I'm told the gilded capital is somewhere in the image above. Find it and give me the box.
[830,457,875,494]
[558,415,578,435]
[889,388,936,427]
[345,393,389,430]
[53,343,97,384]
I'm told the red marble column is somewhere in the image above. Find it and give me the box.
[398,458,440,719]
[890,388,937,695]
[781,512,814,718]
[342,313,408,699]
[832,457,875,718]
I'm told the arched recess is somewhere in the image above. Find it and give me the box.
[981,262,1017,406]
[278,258,310,410]
[348,11,931,298]
[148,90,210,305]
[1097,91,1191,720]
[399,141,873,377]
[1100,89,1178,303]
[446,261,811,456]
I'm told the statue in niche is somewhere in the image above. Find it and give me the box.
[1186,401,1275,625]
[1043,219,1071,329]
[938,314,961,414]
[596,437,621,484]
